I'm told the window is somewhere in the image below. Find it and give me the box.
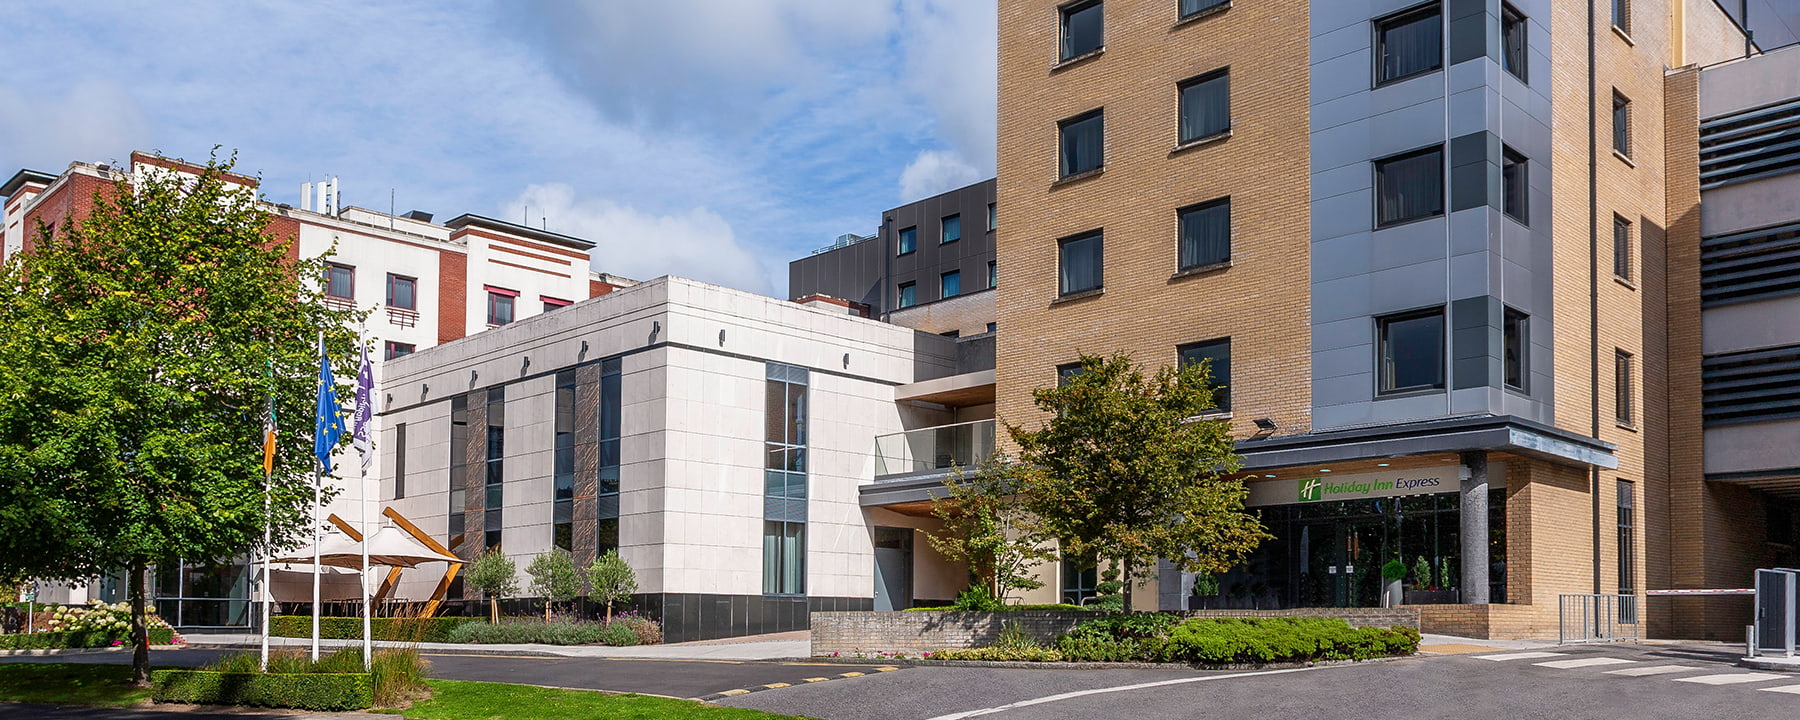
[596,517,619,558]
[1617,479,1636,597]
[1374,147,1444,227]
[393,423,407,500]
[1179,0,1228,18]
[486,288,516,326]
[1615,349,1634,425]
[1062,556,1098,606]
[764,362,809,596]
[1377,308,1446,394]
[1178,69,1230,143]
[1612,0,1630,35]
[1060,0,1103,61]
[1502,147,1528,224]
[1059,231,1104,296]
[897,282,917,309]
[385,274,416,310]
[941,270,961,299]
[1057,362,1087,386]
[1179,337,1232,411]
[448,395,469,564]
[384,341,415,360]
[987,322,998,333]
[553,370,575,551]
[325,263,355,300]
[542,296,571,313]
[1178,197,1231,270]
[988,261,998,289]
[484,386,505,550]
[987,203,997,231]
[1501,4,1527,82]
[898,226,917,255]
[1503,307,1528,391]
[1613,215,1633,281]
[941,214,961,244]
[599,357,621,496]
[763,521,806,595]
[1059,110,1105,178]
[1375,4,1442,85]
[1612,92,1632,157]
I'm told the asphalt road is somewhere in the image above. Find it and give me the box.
[723,643,1800,720]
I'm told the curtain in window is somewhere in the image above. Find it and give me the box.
[763,523,781,594]
[1179,201,1230,268]
[1180,74,1229,142]
[1380,11,1441,82]
[1060,235,1102,293]
[1061,115,1103,176]
[1377,150,1443,225]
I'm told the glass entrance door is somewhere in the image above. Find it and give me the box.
[1294,518,1389,608]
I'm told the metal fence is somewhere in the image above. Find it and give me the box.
[1559,593,1642,644]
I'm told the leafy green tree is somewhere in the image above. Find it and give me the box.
[525,551,579,622]
[925,456,1054,604]
[464,549,518,623]
[1008,353,1269,611]
[584,549,637,623]
[0,152,359,684]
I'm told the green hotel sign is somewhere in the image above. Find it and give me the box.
[1246,465,1471,508]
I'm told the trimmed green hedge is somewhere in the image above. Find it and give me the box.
[1055,616,1420,664]
[904,604,1091,612]
[269,616,477,644]
[0,627,174,650]
[151,670,372,711]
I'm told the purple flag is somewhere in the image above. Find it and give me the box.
[352,344,374,476]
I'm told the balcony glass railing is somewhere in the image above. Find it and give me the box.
[874,419,995,477]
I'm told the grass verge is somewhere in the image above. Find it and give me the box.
[0,663,153,707]
[378,679,807,720]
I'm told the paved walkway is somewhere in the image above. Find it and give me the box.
[181,630,809,661]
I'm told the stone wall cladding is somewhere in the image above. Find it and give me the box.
[810,608,1419,656]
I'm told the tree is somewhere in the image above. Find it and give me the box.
[525,551,579,622]
[1008,353,1269,611]
[464,549,518,624]
[0,152,360,684]
[925,456,1054,605]
[585,549,637,623]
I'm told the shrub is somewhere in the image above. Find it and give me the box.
[0,626,174,650]
[268,616,478,644]
[949,585,1003,611]
[1056,613,1181,662]
[931,646,1064,662]
[444,616,644,646]
[1163,618,1418,664]
[611,613,662,645]
[905,603,1091,612]
[152,670,372,711]
[200,648,428,708]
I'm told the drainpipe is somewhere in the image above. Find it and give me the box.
[1587,0,1604,596]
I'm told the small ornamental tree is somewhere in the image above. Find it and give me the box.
[526,551,579,622]
[464,549,518,623]
[925,456,1054,604]
[585,549,638,623]
[1008,353,1270,611]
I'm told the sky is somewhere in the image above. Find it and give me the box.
[0,1,999,299]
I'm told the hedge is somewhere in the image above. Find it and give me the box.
[1055,616,1420,664]
[904,604,1091,612]
[269,616,478,644]
[151,670,373,711]
[0,627,175,650]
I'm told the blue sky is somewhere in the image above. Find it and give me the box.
[0,1,999,298]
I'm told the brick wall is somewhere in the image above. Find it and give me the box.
[810,608,1419,656]
[437,249,468,345]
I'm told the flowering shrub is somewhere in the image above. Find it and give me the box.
[41,600,170,635]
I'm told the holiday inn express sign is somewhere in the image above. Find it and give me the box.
[1244,464,1482,507]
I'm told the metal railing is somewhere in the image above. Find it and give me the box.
[1558,594,1641,644]
[874,419,995,477]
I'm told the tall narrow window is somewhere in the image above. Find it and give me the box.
[598,358,621,497]
[941,214,961,244]
[325,263,355,300]
[1178,197,1231,270]
[897,282,917,309]
[386,274,416,310]
[1502,147,1528,224]
[898,226,917,255]
[764,362,809,595]
[1617,479,1636,596]
[1059,110,1105,178]
[1062,556,1098,606]
[1613,215,1633,281]
[988,261,998,289]
[1178,338,1232,411]
[553,370,575,552]
[447,393,469,598]
[1611,0,1630,35]
[1612,92,1632,157]
[1178,69,1230,143]
[1501,4,1527,82]
[393,423,407,500]
[1060,0,1103,61]
[1615,349,1634,425]
[484,386,505,550]
[486,288,516,326]
[987,203,997,231]
[1179,0,1228,19]
[1375,147,1445,227]
[941,270,961,299]
[1503,307,1529,391]
[1375,3,1442,85]
[1377,308,1446,394]
[1059,231,1104,295]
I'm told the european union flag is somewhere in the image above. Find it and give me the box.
[314,341,344,472]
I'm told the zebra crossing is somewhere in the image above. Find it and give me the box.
[1472,650,1800,694]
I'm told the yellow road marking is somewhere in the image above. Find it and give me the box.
[763,683,791,689]
[838,672,865,677]
[802,677,829,683]
[876,666,900,672]
[717,689,751,697]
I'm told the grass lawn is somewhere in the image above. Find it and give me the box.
[0,663,153,707]
[381,679,810,720]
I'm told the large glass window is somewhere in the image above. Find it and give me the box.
[1178,198,1230,270]
[1377,308,1446,394]
[898,226,917,255]
[1502,147,1528,224]
[386,274,416,310]
[941,214,961,244]
[1059,231,1104,295]
[1374,146,1444,227]
[1503,307,1528,392]
[1179,337,1232,411]
[764,362,809,595]
[553,370,575,551]
[1612,91,1632,157]
[1375,4,1442,85]
[764,521,806,595]
[941,270,961,299]
[1060,0,1103,60]
[1501,4,1527,82]
[1059,110,1105,178]
[484,386,504,550]
[1178,69,1230,144]
[325,263,355,300]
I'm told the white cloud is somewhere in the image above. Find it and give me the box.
[506,183,770,296]
[897,0,998,176]
[0,79,150,172]
[898,150,982,202]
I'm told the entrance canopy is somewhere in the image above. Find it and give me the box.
[271,525,460,569]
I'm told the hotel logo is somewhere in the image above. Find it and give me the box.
[1298,478,1323,503]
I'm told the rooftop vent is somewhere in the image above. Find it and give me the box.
[403,210,433,223]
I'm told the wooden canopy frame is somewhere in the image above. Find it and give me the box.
[322,507,463,617]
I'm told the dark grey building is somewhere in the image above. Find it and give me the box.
[790,179,996,320]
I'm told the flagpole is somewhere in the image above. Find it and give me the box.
[311,332,324,662]
[358,341,373,670]
[260,361,274,671]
